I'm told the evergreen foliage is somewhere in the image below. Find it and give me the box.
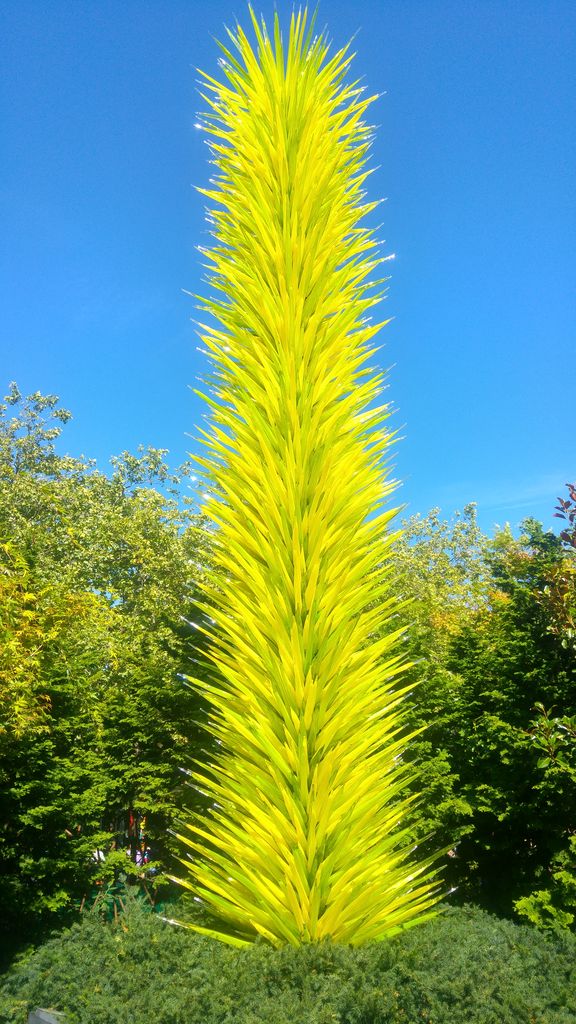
[1,902,575,1023]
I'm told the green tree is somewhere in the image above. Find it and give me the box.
[388,497,576,927]
[440,517,576,917]
[392,505,490,852]
[510,484,576,928]
[0,384,211,956]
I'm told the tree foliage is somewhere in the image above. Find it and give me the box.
[445,515,576,919]
[0,384,211,955]
[393,496,576,927]
[391,505,490,847]
[2,377,574,947]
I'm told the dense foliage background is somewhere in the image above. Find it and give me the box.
[395,496,576,929]
[1,383,575,965]
[0,384,214,960]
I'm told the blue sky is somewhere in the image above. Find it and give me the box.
[2,0,574,534]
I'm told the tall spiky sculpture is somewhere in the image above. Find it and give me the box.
[176,8,441,947]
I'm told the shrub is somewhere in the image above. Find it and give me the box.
[1,903,575,1023]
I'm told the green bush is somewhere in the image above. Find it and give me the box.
[1,903,575,1023]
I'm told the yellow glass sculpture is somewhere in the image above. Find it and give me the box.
[176,7,442,947]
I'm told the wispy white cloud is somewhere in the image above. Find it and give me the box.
[421,471,575,529]
[474,474,573,513]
